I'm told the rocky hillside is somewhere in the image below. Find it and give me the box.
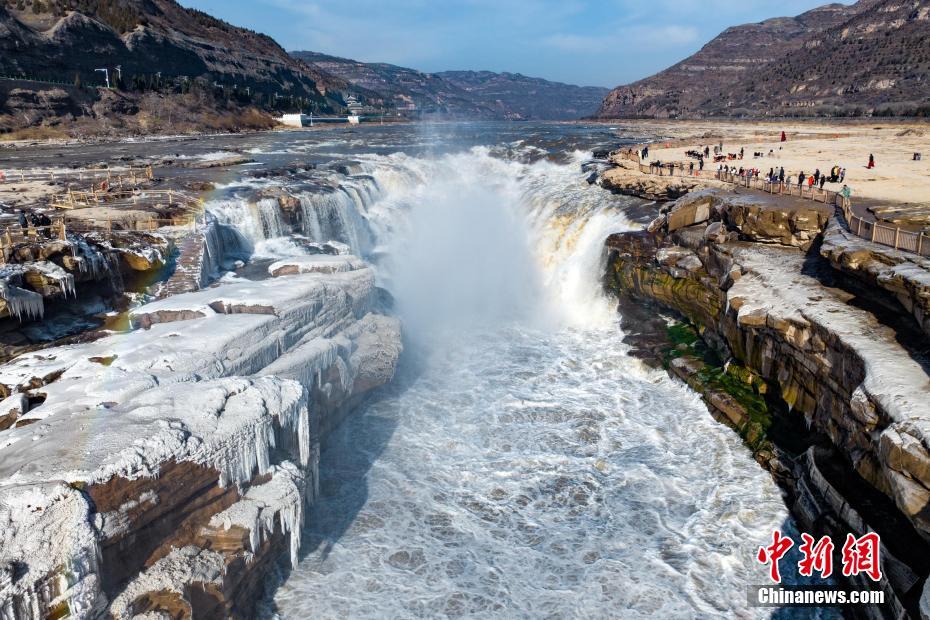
[596,0,930,118]
[0,0,380,135]
[0,0,350,101]
[294,51,608,120]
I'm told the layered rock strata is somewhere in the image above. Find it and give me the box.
[0,232,170,322]
[0,255,402,618]
[821,218,930,338]
[605,191,930,615]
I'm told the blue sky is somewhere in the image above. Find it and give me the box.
[181,0,846,88]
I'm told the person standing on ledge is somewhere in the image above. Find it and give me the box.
[840,184,852,207]
[781,130,787,142]
[867,153,875,169]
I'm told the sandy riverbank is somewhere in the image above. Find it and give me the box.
[605,120,930,208]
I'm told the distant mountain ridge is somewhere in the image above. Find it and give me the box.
[436,70,611,121]
[291,51,494,118]
[596,0,930,118]
[293,51,609,120]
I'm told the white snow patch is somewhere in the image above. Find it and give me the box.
[728,245,930,425]
[108,546,225,620]
[267,254,367,277]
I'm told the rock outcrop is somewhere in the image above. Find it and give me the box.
[599,157,725,201]
[605,196,930,615]
[0,256,402,618]
[654,188,832,250]
[821,218,930,337]
[0,232,171,322]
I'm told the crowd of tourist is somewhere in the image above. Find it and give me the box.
[715,163,847,190]
[625,139,862,204]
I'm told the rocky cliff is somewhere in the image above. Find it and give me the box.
[596,0,930,119]
[821,218,930,338]
[604,190,930,616]
[0,255,402,618]
[599,156,726,201]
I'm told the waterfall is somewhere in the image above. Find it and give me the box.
[366,147,636,332]
[205,177,380,261]
[296,188,374,257]
[273,139,800,619]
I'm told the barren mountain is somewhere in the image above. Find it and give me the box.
[1,0,366,98]
[436,71,609,121]
[596,0,930,118]
[294,51,608,120]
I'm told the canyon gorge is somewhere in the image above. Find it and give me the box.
[0,121,926,619]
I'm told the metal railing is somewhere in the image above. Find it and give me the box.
[614,148,930,257]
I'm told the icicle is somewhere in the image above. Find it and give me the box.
[33,261,76,298]
[297,404,310,468]
[0,280,44,320]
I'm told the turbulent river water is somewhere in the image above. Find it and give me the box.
[171,123,805,619]
[23,123,816,617]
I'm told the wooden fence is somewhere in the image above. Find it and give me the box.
[0,219,67,264]
[614,148,930,257]
[50,187,202,212]
[0,165,154,187]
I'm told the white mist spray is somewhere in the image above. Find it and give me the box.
[377,147,636,342]
[388,168,543,340]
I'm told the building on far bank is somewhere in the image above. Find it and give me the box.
[345,95,365,115]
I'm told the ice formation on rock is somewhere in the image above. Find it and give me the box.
[0,483,101,619]
[0,278,44,320]
[0,254,402,616]
[267,255,368,277]
[207,461,307,567]
[107,547,226,620]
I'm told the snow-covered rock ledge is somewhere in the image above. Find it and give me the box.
[820,216,930,338]
[0,256,402,618]
[605,222,930,613]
